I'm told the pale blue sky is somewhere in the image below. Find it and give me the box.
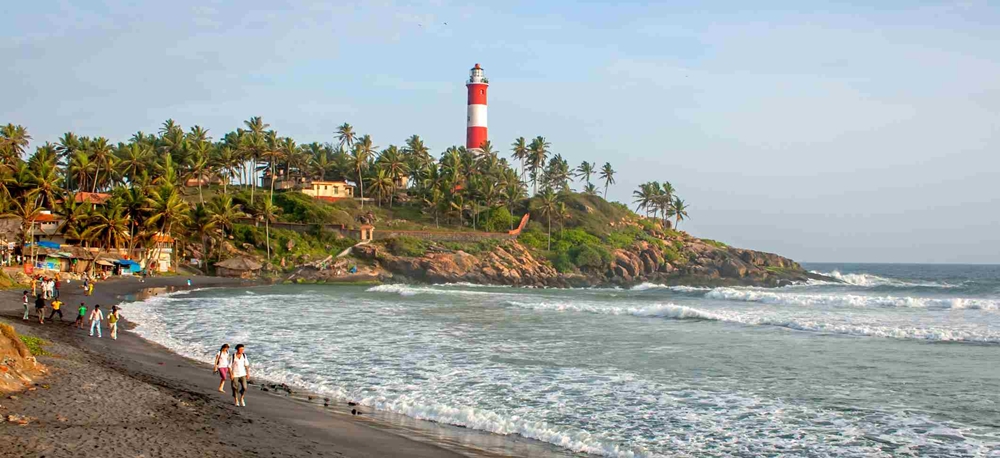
[3,1,998,263]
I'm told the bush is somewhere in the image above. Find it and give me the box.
[550,251,575,273]
[386,236,428,257]
[702,239,728,249]
[518,230,549,251]
[483,207,514,233]
[573,244,611,268]
[18,334,49,356]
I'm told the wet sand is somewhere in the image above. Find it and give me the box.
[0,275,552,458]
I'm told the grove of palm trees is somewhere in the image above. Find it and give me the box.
[0,118,691,275]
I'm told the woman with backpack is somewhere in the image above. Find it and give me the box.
[212,344,230,392]
[229,344,250,407]
[108,305,121,340]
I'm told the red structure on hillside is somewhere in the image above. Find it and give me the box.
[466,63,488,150]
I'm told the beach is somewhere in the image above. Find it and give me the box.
[0,276,528,458]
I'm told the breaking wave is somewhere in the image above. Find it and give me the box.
[366,284,493,297]
[705,287,999,311]
[811,270,957,288]
[503,299,1000,343]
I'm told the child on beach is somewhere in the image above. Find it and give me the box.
[48,299,63,322]
[88,304,103,338]
[213,344,231,392]
[75,302,87,329]
[22,290,29,320]
[108,306,121,340]
[229,344,250,407]
[34,295,46,324]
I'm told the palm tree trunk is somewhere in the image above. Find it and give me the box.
[269,163,276,204]
[265,218,271,261]
[198,175,204,204]
[604,184,608,199]
[357,168,365,209]
[547,214,551,250]
[92,162,101,193]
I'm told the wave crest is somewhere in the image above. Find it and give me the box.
[705,287,999,310]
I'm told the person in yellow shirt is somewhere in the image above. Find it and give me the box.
[47,299,64,322]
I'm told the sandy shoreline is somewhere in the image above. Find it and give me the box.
[0,275,566,457]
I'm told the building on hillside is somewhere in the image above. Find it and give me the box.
[30,212,65,245]
[184,176,224,188]
[215,256,263,278]
[300,180,355,202]
[148,232,175,273]
[74,192,112,209]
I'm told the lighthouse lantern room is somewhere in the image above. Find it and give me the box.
[466,63,488,150]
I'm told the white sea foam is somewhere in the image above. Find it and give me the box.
[811,270,957,288]
[366,284,493,297]
[705,287,1000,311]
[630,283,711,292]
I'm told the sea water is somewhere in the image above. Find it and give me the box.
[123,264,1000,457]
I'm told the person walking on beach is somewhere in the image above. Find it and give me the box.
[229,344,250,407]
[213,344,231,392]
[88,281,95,296]
[34,295,46,324]
[88,304,103,338]
[74,302,87,329]
[30,277,37,297]
[22,290,30,320]
[47,298,64,322]
[108,305,122,340]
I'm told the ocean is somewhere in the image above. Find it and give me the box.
[123,263,1000,457]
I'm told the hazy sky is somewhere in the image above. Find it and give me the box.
[3,1,998,263]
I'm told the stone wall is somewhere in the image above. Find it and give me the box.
[373,230,516,243]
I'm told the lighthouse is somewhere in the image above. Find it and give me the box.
[466,63,488,150]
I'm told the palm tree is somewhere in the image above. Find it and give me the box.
[533,189,560,250]
[145,184,190,269]
[261,133,288,203]
[0,124,31,166]
[242,117,270,204]
[510,137,528,182]
[366,168,393,207]
[599,162,615,199]
[207,194,244,239]
[583,183,598,196]
[115,141,153,185]
[26,154,62,209]
[672,197,689,229]
[377,145,409,199]
[575,161,594,187]
[11,196,43,265]
[336,123,356,149]
[188,203,217,264]
[657,181,675,225]
[82,201,129,250]
[211,146,239,195]
[253,199,281,261]
[633,182,655,217]
[68,151,94,191]
[86,137,114,193]
[352,135,376,208]
[527,136,550,195]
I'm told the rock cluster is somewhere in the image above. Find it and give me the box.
[356,242,566,287]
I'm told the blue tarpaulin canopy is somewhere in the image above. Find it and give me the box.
[115,259,141,273]
[25,241,60,249]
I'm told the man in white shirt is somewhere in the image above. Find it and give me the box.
[229,344,251,407]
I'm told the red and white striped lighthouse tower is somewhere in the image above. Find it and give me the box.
[466,63,488,150]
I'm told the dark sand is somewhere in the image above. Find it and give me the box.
[0,276,564,457]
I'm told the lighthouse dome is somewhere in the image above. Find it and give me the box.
[469,63,487,84]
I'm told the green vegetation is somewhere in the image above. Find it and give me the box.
[18,334,49,357]
[0,117,704,278]
[702,239,728,249]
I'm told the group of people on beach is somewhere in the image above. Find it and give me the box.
[22,289,121,339]
[212,343,252,407]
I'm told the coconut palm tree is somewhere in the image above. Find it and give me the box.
[633,182,655,216]
[672,197,689,229]
[583,183,599,196]
[527,136,550,195]
[188,203,217,264]
[115,141,153,185]
[211,146,239,195]
[336,123,356,149]
[0,124,31,166]
[145,183,190,254]
[253,199,281,261]
[510,137,528,182]
[599,162,615,199]
[82,201,129,250]
[85,137,114,193]
[26,153,62,209]
[575,161,594,187]
[657,181,675,225]
[352,135,376,208]
[366,168,393,207]
[532,188,560,250]
[377,145,409,196]
[207,194,244,239]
